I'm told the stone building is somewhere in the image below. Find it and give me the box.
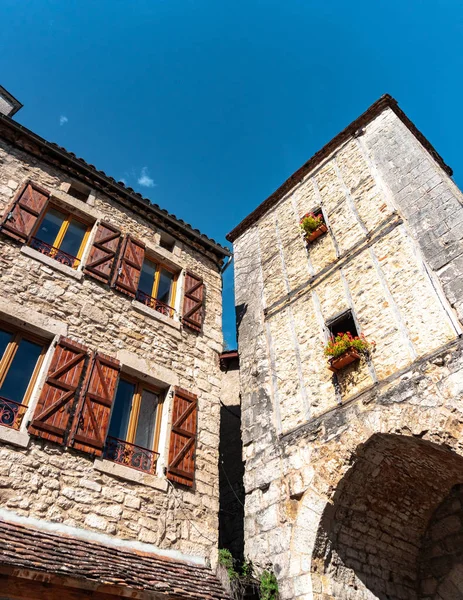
[0,87,232,599]
[227,94,463,599]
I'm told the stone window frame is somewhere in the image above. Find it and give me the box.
[325,309,360,340]
[59,180,96,207]
[93,348,178,491]
[0,301,66,449]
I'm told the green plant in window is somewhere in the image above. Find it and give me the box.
[300,212,324,235]
[323,332,373,359]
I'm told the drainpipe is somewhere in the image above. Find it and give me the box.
[220,254,233,274]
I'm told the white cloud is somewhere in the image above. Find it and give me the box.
[137,167,155,188]
[59,115,68,126]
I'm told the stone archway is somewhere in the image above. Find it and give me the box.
[309,434,463,600]
[418,484,463,599]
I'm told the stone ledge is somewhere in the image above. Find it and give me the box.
[50,189,100,220]
[21,246,84,280]
[116,348,178,387]
[0,427,30,449]
[94,458,168,491]
[131,300,181,332]
[0,297,67,337]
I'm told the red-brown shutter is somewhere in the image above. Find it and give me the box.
[69,352,120,456]
[28,337,88,445]
[167,388,198,487]
[111,236,145,297]
[0,181,49,242]
[182,272,205,332]
[84,222,122,283]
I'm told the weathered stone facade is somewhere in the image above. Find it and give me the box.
[0,117,229,571]
[228,96,463,599]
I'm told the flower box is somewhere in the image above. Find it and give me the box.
[328,348,361,373]
[305,223,328,244]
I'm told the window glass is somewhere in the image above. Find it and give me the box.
[0,329,13,360]
[108,379,136,440]
[35,208,66,246]
[60,219,87,258]
[138,259,157,296]
[157,269,174,305]
[0,339,43,404]
[134,389,158,449]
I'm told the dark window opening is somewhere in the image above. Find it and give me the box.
[159,233,175,253]
[327,311,358,338]
[68,184,90,203]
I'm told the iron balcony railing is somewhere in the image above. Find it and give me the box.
[30,237,80,269]
[135,290,176,319]
[103,436,160,475]
[0,397,28,430]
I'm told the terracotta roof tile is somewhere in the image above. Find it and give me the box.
[0,519,231,600]
[0,114,231,259]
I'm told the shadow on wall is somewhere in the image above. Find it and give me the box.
[311,434,463,600]
[219,401,245,561]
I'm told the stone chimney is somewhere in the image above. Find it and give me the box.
[0,86,22,117]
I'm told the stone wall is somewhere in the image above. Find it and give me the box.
[419,484,463,599]
[233,105,463,598]
[0,137,224,562]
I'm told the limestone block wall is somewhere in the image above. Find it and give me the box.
[233,106,463,598]
[0,138,224,562]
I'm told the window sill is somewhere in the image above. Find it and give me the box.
[132,300,181,331]
[21,246,84,280]
[93,458,168,492]
[0,426,30,449]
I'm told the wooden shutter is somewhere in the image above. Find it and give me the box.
[84,222,122,283]
[182,272,205,332]
[69,352,120,456]
[29,337,88,445]
[167,388,198,487]
[0,181,49,242]
[111,236,145,297]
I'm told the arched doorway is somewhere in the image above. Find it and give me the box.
[310,434,463,599]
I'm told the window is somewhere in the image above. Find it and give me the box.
[67,183,90,203]
[327,310,358,338]
[0,325,47,430]
[104,377,163,474]
[136,257,178,318]
[29,206,91,269]
[159,232,175,253]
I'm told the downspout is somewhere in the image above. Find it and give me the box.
[220,254,233,274]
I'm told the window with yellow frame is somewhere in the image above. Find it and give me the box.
[104,377,163,474]
[0,324,48,430]
[137,256,178,318]
[30,205,92,269]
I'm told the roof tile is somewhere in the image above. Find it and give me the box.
[0,519,231,600]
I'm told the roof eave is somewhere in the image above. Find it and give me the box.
[226,93,452,243]
[0,115,232,260]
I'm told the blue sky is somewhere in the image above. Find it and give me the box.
[1,0,462,346]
